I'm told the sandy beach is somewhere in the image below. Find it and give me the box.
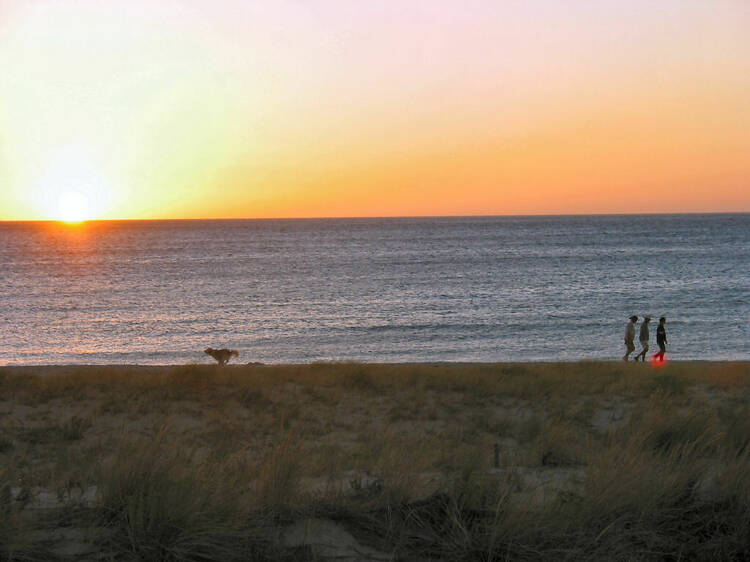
[1,361,749,560]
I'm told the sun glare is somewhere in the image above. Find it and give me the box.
[28,145,116,221]
[57,191,91,223]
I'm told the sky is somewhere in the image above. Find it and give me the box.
[0,1,749,220]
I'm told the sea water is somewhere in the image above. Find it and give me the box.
[0,214,748,365]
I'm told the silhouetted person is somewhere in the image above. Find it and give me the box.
[623,315,637,361]
[654,317,667,362]
[635,316,651,362]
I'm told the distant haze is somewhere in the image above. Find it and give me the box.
[1,1,749,220]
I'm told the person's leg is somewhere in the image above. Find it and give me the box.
[624,341,634,361]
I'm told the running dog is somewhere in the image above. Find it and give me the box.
[204,347,239,366]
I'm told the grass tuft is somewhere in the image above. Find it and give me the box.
[1,361,749,559]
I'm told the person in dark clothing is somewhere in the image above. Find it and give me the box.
[654,317,667,362]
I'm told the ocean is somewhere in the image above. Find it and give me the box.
[0,214,748,365]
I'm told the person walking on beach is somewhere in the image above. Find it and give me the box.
[634,316,650,362]
[623,315,638,361]
[654,317,668,362]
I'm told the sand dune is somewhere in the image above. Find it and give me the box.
[0,361,748,560]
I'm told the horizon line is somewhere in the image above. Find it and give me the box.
[2,210,750,223]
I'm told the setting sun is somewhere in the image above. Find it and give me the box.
[25,145,115,221]
[57,191,91,223]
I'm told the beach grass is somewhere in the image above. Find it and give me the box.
[0,361,749,560]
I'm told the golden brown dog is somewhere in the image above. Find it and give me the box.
[204,347,239,365]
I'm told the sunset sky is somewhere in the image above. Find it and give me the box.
[1,1,749,220]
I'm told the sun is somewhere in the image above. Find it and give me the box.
[29,145,116,221]
[57,191,91,223]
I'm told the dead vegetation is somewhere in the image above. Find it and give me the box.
[0,361,749,560]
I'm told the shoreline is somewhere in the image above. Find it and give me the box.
[1,359,748,376]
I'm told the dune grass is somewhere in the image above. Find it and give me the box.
[0,361,749,560]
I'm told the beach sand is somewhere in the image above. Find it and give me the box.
[1,361,749,560]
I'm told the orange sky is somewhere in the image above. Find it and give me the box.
[0,1,748,220]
